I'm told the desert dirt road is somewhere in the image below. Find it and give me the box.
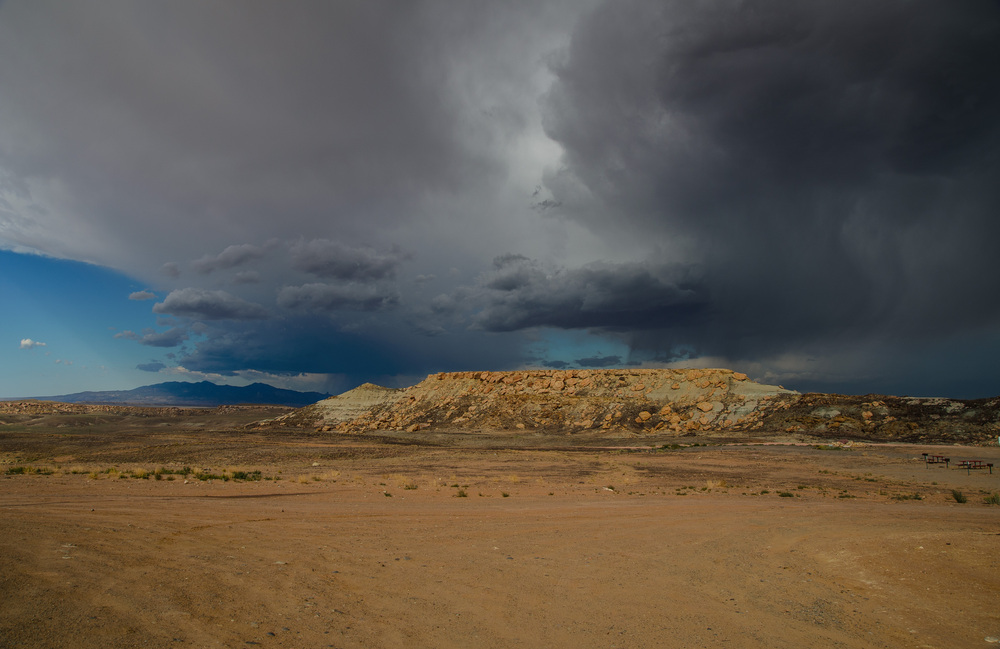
[2,424,999,648]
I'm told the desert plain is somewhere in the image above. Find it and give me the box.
[1,402,999,648]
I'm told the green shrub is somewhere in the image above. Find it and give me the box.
[229,470,262,482]
[951,490,967,503]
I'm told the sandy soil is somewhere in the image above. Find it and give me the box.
[1,424,999,648]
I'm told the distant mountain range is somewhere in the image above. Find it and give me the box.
[23,381,331,407]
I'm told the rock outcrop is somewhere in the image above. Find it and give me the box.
[758,392,1000,445]
[272,368,798,436]
[305,383,400,423]
[260,368,1000,444]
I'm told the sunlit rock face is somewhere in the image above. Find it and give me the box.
[279,368,795,436]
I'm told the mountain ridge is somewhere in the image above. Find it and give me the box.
[13,380,331,407]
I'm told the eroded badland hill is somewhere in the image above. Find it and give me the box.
[264,368,1000,445]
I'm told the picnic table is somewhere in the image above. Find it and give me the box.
[922,453,949,467]
[956,460,994,474]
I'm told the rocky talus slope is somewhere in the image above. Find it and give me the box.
[261,368,1000,444]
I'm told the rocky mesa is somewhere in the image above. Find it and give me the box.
[269,368,796,436]
[262,368,1000,444]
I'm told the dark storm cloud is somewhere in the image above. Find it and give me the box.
[232,271,261,285]
[115,327,189,348]
[289,240,408,281]
[175,316,528,387]
[4,0,999,397]
[576,355,621,368]
[0,0,531,268]
[177,319,401,378]
[152,288,269,321]
[192,244,265,274]
[0,0,597,390]
[277,283,400,313]
[542,0,1000,360]
[468,256,706,332]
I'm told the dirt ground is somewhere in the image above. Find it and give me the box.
[1,412,999,648]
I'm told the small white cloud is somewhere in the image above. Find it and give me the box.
[129,290,157,301]
[19,338,46,349]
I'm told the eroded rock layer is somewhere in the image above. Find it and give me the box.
[260,368,1000,443]
[274,368,798,436]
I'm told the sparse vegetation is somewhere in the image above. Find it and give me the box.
[778,492,794,497]
[5,465,54,475]
[951,490,967,503]
[153,467,192,477]
[229,470,262,481]
[984,493,1000,506]
[455,489,468,498]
